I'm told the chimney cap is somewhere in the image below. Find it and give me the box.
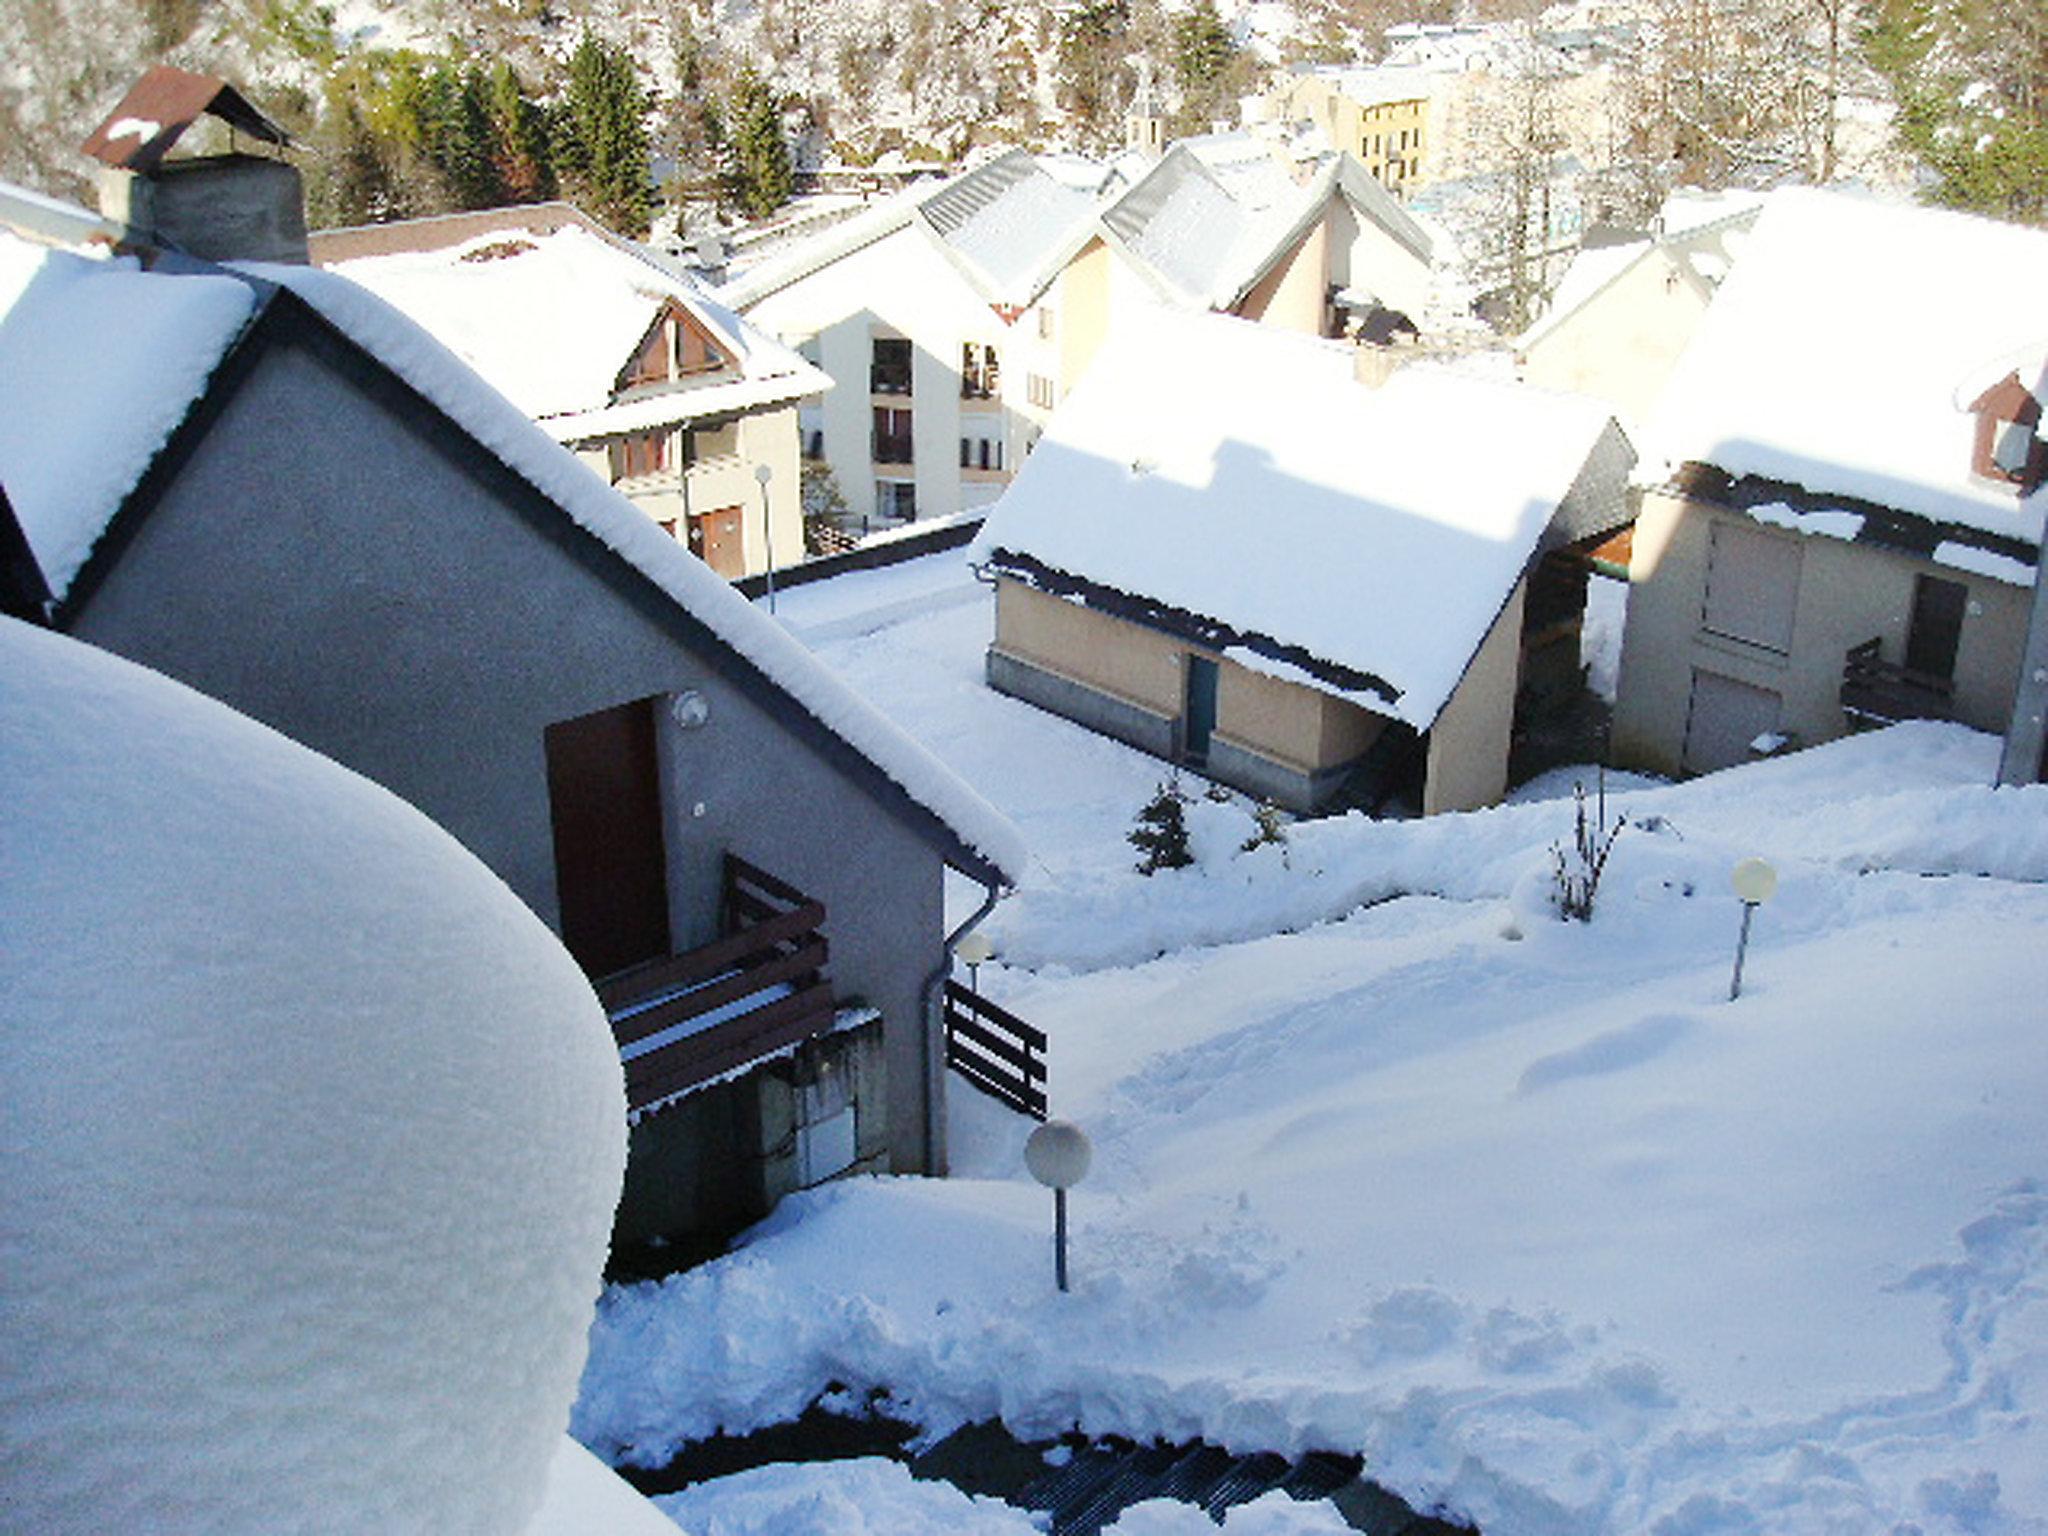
[82,66,291,175]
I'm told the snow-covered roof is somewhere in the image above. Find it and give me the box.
[1643,188,2048,549]
[246,262,1026,882]
[1289,63,1436,107]
[976,308,1623,727]
[328,225,828,424]
[0,228,256,599]
[0,223,1023,884]
[1102,147,1333,312]
[2,616,625,1533]
[917,151,1103,308]
[1515,234,1657,351]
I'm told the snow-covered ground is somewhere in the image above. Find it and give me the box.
[579,553,2048,1534]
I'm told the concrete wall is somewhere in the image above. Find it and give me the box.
[1422,578,1527,815]
[1520,250,1710,429]
[71,325,951,1234]
[1612,492,2034,777]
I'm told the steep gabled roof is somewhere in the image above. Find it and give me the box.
[0,217,1023,885]
[976,308,1627,728]
[915,150,1101,309]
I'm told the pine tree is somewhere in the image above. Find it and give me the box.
[1129,778,1196,875]
[725,67,794,219]
[1172,0,1236,127]
[555,33,657,238]
[485,62,554,204]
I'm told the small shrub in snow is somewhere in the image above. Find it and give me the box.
[1551,780,1624,921]
[1240,798,1290,858]
[1130,777,1196,874]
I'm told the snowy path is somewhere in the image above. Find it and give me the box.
[579,552,2048,1534]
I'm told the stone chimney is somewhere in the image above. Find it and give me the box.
[83,66,308,264]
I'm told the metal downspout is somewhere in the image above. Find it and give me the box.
[921,875,1005,1177]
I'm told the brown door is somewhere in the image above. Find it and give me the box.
[543,697,671,979]
[688,505,746,578]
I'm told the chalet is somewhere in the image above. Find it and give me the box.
[1612,189,2048,783]
[0,174,1028,1256]
[314,204,829,580]
[975,308,1633,816]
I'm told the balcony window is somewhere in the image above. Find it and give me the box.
[608,431,669,480]
[873,406,914,464]
[875,480,917,521]
[961,342,1001,399]
[871,336,912,395]
[686,419,739,464]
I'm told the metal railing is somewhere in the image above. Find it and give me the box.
[1841,637,1954,725]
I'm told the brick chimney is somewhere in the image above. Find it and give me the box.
[83,67,308,264]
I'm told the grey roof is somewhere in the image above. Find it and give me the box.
[1332,156,1437,268]
[918,150,1101,308]
[1102,147,1286,309]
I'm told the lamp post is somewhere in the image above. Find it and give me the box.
[1024,1119,1092,1294]
[753,461,776,613]
[956,929,994,997]
[1728,857,1777,1001]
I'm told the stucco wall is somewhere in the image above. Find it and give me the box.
[992,578,1386,800]
[1422,579,1527,815]
[1058,236,1115,394]
[1520,251,1709,428]
[1612,491,2033,777]
[71,326,950,1195]
[1327,199,1433,323]
[578,404,803,577]
[1235,218,1330,336]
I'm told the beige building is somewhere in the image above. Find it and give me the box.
[975,308,1632,815]
[1517,194,1761,432]
[1613,190,2048,779]
[316,204,827,579]
[1270,69,1432,195]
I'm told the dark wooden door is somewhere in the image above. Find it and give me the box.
[1183,655,1219,766]
[1906,574,1966,680]
[544,697,671,980]
[689,505,746,578]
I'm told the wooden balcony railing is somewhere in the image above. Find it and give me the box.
[944,980,1047,1120]
[1841,637,1954,726]
[599,855,836,1117]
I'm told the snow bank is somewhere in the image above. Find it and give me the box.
[1,619,625,1533]
[654,1457,1042,1534]
[0,230,255,598]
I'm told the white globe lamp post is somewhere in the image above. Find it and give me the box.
[1024,1119,1092,1293]
[1728,857,1778,1001]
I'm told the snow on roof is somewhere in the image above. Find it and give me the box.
[2,616,623,1532]
[1516,235,1655,351]
[1643,188,2048,546]
[1292,63,1435,106]
[1103,148,1329,311]
[329,225,826,422]
[249,261,1027,882]
[918,152,1102,307]
[1656,186,1767,240]
[0,229,255,599]
[976,308,1619,727]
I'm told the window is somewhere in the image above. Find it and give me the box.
[961,343,1001,399]
[875,480,917,520]
[804,429,825,460]
[871,335,912,395]
[1037,306,1055,341]
[607,431,668,480]
[622,326,669,389]
[873,406,914,464]
[1027,373,1057,410]
[1701,521,1800,653]
[960,433,1005,472]
[1905,575,1967,681]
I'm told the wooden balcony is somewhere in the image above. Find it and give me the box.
[1841,637,1954,726]
[599,855,837,1117]
[943,980,1047,1120]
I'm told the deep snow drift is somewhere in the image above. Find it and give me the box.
[578,555,2048,1534]
[1,619,627,1533]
